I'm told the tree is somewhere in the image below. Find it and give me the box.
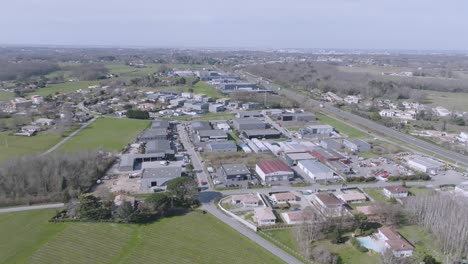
[145,192,171,214]
[78,194,111,220]
[126,109,150,119]
[330,228,343,244]
[166,177,198,204]
[114,201,136,222]
[423,255,437,264]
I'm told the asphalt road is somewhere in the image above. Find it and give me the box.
[0,203,64,214]
[242,71,468,168]
[202,202,302,264]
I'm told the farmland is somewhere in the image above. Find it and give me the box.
[0,131,64,164]
[0,210,283,264]
[32,81,99,96]
[56,117,150,152]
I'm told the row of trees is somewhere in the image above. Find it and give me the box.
[405,193,468,261]
[0,60,60,81]
[126,109,150,119]
[0,151,115,207]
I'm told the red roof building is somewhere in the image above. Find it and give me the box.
[255,160,294,182]
[311,148,345,163]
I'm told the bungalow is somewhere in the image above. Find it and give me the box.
[383,186,408,198]
[281,210,308,225]
[230,194,261,207]
[377,226,414,257]
[312,193,345,217]
[334,192,367,203]
[253,207,276,225]
[270,192,297,204]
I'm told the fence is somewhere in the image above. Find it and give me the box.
[218,197,258,231]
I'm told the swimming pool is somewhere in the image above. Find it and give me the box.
[356,236,385,253]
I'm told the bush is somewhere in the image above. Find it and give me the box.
[126,109,150,119]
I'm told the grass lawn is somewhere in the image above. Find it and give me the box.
[32,81,99,96]
[0,210,283,264]
[314,240,381,264]
[398,225,444,262]
[363,187,388,203]
[0,90,14,102]
[192,81,225,99]
[263,229,298,251]
[0,131,65,164]
[316,113,368,138]
[426,90,468,112]
[57,117,150,152]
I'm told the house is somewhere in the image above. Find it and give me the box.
[334,192,367,203]
[34,118,55,126]
[256,160,294,182]
[197,129,228,142]
[356,205,385,223]
[170,98,186,106]
[377,226,414,257]
[31,95,44,104]
[10,98,32,109]
[312,193,345,217]
[319,139,342,150]
[206,141,237,153]
[181,92,193,99]
[236,111,263,118]
[140,167,182,189]
[298,160,334,182]
[311,148,345,163]
[344,95,360,104]
[281,210,309,225]
[284,152,315,166]
[221,163,252,181]
[208,104,224,113]
[184,101,209,111]
[343,138,371,152]
[114,195,136,207]
[243,129,281,139]
[190,121,212,132]
[232,118,266,130]
[407,157,443,174]
[138,129,168,141]
[231,194,261,207]
[271,192,297,203]
[253,207,276,225]
[383,186,408,198]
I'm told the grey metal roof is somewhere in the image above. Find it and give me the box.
[233,118,264,124]
[145,140,172,154]
[299,160,333,174]
[207,141,237,150]
[141,167,182,179]
[139,128,167,139]
[151,120,170,129]
[243,129,281,136]
[190,121,212,131]
[198,129,228,138]
[221,163,250,176]
[409,157,443,168]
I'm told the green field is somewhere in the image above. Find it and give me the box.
[0,210,283,264]
[398,225,444,262]
[314,240,381,264]
[192,81,224,98]
[0,90,14,102]
[263,229,298,251]
[363,188,388,203]
[425,91,468,112]
[57,118,150,152]
[316,113,368,138]
[0,131,64,164]
[32,81,99,96]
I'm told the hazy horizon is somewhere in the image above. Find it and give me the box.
[1,0,468,51]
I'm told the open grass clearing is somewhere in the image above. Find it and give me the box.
[0,210,283,264]
[316,113,368,138]
[0,130,67,164]
[263,229,298,251]
[56,117,150,152]
[363,187,388,203]
[314,239,381,264]
[0,90,15,102]
[398,225,445,262]
[31,81,99,96]
[425,90,468,112]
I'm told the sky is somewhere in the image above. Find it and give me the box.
[1,0,468,50]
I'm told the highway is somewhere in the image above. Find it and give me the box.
[242,71,468,168]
